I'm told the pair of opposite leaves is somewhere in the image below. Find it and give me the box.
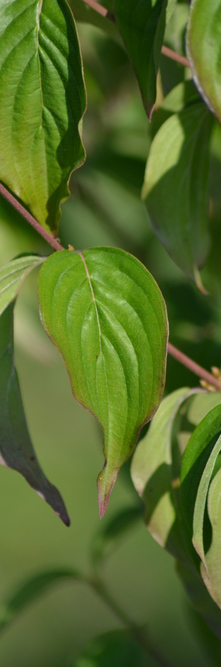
[0,248,168,523]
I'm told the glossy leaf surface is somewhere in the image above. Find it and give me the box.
[0,303,70,525]
[38,248,168,517]
[0,0,86,232]
[0,255,44,315]
[114,0,176,118]
[143,102,213,287]
[186,0,221,124]
[0,568,80,632]
[131,387,193,558]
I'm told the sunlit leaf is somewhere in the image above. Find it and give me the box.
[90,505,142,567]
[186,0,221,125]
[0,255,44,315]
[0,303,70,526]
[0,568,80,632]
[131,387,194,559]
[38,247,168,517]
[114,0,176,118]
[0,0,86,232]
[143,102,213,289]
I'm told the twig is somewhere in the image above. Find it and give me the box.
[0,183,64,252]
[161,46,190,68]
[87,575,174,667]
[81,0,190,67]
[81,0,114,21]
[1,183,219,391]
[168,343,221,391]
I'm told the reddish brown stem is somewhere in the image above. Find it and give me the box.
[81,0,114,21]
[1,191,219,391]
[0,183,64,252]
[81,0,190,67]
[161,45,190,68]
[168,343,221,391]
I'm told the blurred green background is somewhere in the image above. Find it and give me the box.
[1,5,221,665]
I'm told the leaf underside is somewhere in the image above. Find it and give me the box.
[0,255,45,316]
[38,247,168,517]
[0,0,86,232]
[0,303,70,526]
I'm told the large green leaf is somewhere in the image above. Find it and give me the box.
[131,387,194,559]
[114,0,176,119]
[0,567,81,632]
[0,0,86,232]
[38,247,168,517]
[186,0,221,125]
[0,255,45,315]
[142,102,213,288]
[0,303,70,525]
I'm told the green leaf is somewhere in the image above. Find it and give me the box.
[201,467,221,608]
[38,247,168,517]
[0,568,80,632]
[73,630,147,667]
[0,0,86,232]
[0,255,45,315]
[186,0,221,125]
[192,433,221,569]
[0,303,70,526]
[180,403,221,541]
[90,505,142,568]
[114,0,176,119]
[131,387,194,559]
[177,560,221,641]
[142,102,213,288]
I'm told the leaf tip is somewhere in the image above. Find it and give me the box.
[97,464,119,519]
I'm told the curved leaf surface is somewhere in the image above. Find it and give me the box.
[131,387,194,558]
[114,0,176,119]
[0,303,70,526]
[143,102,213,288]
[180,403,221,540]
[0,0,86,232]
[0,255,45,315]
[186,0,221,124]
[0,568,80,632]
[201,467,221,608]
[38,247,168,517]
[192,433,221,570]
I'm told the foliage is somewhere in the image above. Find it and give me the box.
[1,0,221,665]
